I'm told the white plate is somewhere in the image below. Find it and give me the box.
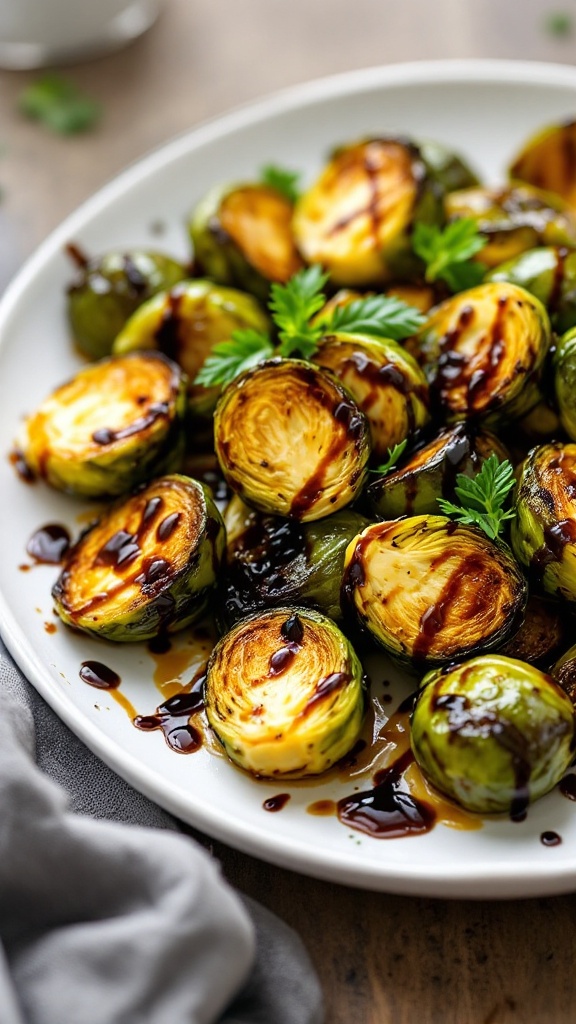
[3,59,576,898]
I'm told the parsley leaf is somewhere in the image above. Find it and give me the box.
[271,266,329,358]
[370,439,408,476]
[412,219,487,293]
[19,75,101,135]
[321,294,425,340]
[437,454,516,540]
[545,11,572,36]
[260,164,301,203]
[194,330,274,388]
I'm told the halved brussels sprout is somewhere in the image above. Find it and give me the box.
[112,279,270,419]
[487,247,576,335]
[418,139,481,194]
[67,249,187,360]
[342,515,527,666]
[411,655,575,814]
[52,474,225,641]
[20,352,187,498]
[220,494,369,627]
[511,442,576,601]
[409,282,551,423]
[312,332,430,459]
[366,423,509,521]
[554,327,576,440]
[292,137,442,287]
[205,607,365,777]
[444,184,576,268]
[189,182,303,301]
[497,593,568,668]
[509,120,576,212]
[214,358,371,521]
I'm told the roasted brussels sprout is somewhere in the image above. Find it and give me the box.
[411,655,575,814]
[342,515,527,666]
[52,474,225,641]
[20,352,187,498]
[554,327,576,440]
[366,423,509,521]
[509,120,576,212]
[497,593,568,668]
[67,249,187,360]
[112,279,270,419]
[205,607,365,777]
[418,139,480,194]
[511,442,576,601]
[444,184,576,268]
[220,494,369,627]
[409,282,551,423]
[189,182,303,301]
[487,247,576,334]
[551,643,576,704]
[292,137,442,287]
[312,332,430,459]
[214,358,371,521]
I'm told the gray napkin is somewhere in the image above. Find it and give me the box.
[0,636,324,1024]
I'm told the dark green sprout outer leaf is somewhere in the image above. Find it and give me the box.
[411,655,575,814]
[487,247,576,335]
[366,424,509,522]
[554,326,576,440]
[52,474,225,642]
[499,594,568,669]
[214,358,371,521]
[511,442,576,601]
[67,250,187,360]
[112,279,270,418]
[20,352,187,499]
[219,494,370,628]
[205,606,366,777]
[342,515,527,667]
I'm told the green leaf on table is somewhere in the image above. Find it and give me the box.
[19,75,101,135]
[412,219,487,293]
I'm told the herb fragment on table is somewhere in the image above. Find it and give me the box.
[370,440,408,476]
[260,164,302,203]
[412,219,487,292]
[437,454,516,540]
[544,11,573,36]
[18,75,101,135]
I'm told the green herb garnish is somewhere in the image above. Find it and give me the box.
[195,330,274,388]
[370,440,408,476]
[545,11,572,36]
[412,219,487,292]
[437,454,516,540]
[272,266,330,358]
[260,164,302,203]
[318,294,424,340]
[19,75,101,135]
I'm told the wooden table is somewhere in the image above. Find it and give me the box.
[2,2,576,1020]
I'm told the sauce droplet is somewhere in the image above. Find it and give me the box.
[263,793,291,812]
[79,661,121,690]
[541,830,562,847]
[27,524,71,564]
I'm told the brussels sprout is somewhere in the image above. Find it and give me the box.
[20,352,187,498]
[384,282,437,314]
[551,643,576,704]
[205,607,365,777]
[312,332,430,460]
[219,494,369,627]
[112,279,270,419]
[513,399,564,447]
[366,423,509,521]
[444,184,576,268]
[409,282,551,423]
[67,249,187,360]
[189,182,303,301]
[342,515,527,666]
[511,442,576,601]
[509,120,576,212]
[214,358,371,521]
[411,655,575,814]
[52,474,225,642]
[418,139,481,194]
[487,247,576,334]
[292,137,442,287]
[554,327,576,440]
[497,593,568,668]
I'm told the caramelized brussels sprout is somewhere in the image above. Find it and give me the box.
[220,494,369,627]
[487,247,576,334]
[509,120,576,212]
[214,358,371,521]
[411,655,575,814]
[19,352,187,498]
[554,327,576,440]
[205,607,365,777]
[189,182,303,301]
[112,279,270,419]
[511,442,576,601]
[292,137,442,287]
[418,139,481,194]
[497,593,568,668]
[366,423,509,521]
[513,399,564,447]
[312,332,430,459]
[409,282,551,423]
[444,184,576,268]
[342,515,527,666]
[52,474,225,641]
[67,249,187,360]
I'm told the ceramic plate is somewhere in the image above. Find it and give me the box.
[2,59,576,897]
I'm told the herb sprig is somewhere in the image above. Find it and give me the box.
[370,439,408,476]
[412,218,487,293]
[260,164,302,203]
[437,454,516,540]
[19,75,101,135]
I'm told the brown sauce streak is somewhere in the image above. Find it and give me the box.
[79,661,121,690]
[26,524,71,564]
[133,673,206,754]
[263,793,291,812]
[9,449,36,483]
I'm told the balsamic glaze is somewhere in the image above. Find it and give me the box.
[133,674,206,754]
[9,449,36,483]
[337,749,436,838]
[79,661,121,690]
[263,793,290,812]
[541,831,562,846]
[26,524,71,564]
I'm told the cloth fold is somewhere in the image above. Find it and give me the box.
[0,637,324,1024]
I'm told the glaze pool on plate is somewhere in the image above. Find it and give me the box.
[2,60,576,896]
